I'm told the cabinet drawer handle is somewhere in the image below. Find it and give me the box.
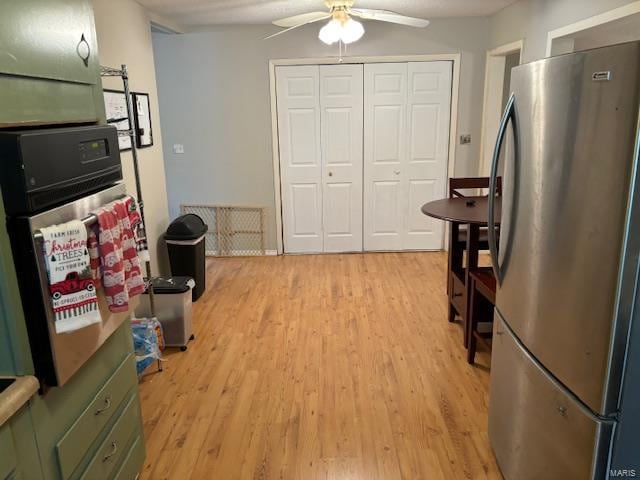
[453,293,463,298]
[77,33,91,67]
[95,395,112,415]
[103,441,118,462]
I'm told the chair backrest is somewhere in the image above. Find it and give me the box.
[449,177,502,198]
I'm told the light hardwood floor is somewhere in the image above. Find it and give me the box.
[138,252,501,480]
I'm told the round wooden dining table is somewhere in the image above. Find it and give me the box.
[421,196,501,226]
[421,195,501,348]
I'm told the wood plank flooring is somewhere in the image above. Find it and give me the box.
[138,252,501,480]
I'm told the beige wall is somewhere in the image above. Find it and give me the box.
[489,0,638,62]
[92,0,170,274]
[152,19,490,250]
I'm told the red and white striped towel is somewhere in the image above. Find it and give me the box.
[88,197,146,313]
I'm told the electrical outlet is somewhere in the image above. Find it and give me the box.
[173,144,185,154]
[460,134,472,145]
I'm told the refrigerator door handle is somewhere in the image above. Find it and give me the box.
[488,93,518,285]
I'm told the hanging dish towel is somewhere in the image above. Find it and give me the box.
[40,220,101,333]
[125,196,150,263]
[89,197,146,313]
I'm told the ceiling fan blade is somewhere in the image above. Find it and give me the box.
[264,14,331,40]
[273,11,331,28]
[350,9,430,28]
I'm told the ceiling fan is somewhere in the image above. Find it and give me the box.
[265,0,430,44]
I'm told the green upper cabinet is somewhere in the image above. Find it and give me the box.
[0,0,99,85]
[0,0,106,127]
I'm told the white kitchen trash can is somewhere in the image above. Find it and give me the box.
[135,276,195,351]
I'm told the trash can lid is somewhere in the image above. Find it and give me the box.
[147,276,195,294]
[165,214,208,241]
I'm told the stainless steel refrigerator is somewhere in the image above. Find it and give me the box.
[486,41,640,479]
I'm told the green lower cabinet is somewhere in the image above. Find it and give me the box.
[29,322,145,480]
[0,402,45,480]
[79,395,140,480]
[113,436,145,480]
[0,421,18,480]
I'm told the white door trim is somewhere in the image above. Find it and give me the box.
[269,53,461,254]
[478,40,523,177]
[545,1,640,57]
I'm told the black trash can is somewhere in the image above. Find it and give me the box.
[165,214,208,301]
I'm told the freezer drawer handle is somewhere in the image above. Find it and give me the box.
[488,92,519,285]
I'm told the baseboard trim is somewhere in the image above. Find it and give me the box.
[205,249,279,257]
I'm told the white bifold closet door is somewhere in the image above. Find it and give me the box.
[320,64,364,252]
[363,61,452,251]
[276,64,363,253]
[276,65,323,253]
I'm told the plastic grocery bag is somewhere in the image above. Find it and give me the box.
[131,317,165,375]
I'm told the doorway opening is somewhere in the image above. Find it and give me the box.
[547,1,640,57]
[478,41,523,177]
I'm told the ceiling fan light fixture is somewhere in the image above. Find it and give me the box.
[340,18,364,44]
[318,16,365,45]
[319,18,342,44]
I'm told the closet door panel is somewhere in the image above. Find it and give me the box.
[276,65,323,253]
[403,61,453,250]
[320,64,364,252]
[364,63,408,251]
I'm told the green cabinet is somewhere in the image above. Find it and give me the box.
[0,0,106,127]
[0,3,144,479]
[0,353,146,480]
[29,325,146,480]
[0,196,34,377]
[0,403,45,480]
[0,0,98,84]
[0,422,17,480]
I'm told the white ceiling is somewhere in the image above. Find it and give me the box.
[139,0,519,27]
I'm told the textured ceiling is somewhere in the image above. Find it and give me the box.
[139,0,519,27]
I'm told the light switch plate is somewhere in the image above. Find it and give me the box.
[460,134,472,145]
[173,144,185,154]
